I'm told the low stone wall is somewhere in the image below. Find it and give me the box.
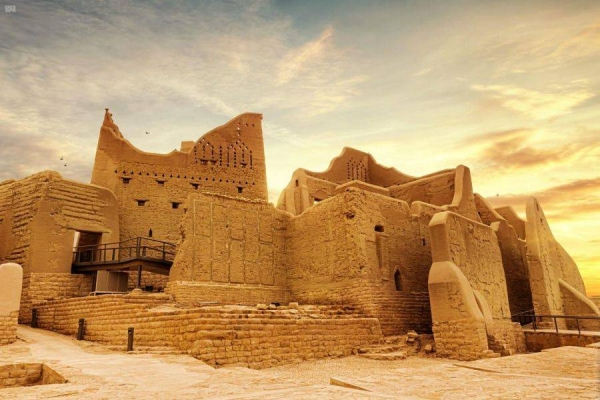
[486,320,526,356]
[433,319,489,361]
[524,330,600,352]
[289,281,431,336]
[166,281,290,306]
[0,311,18,345]
[34,294,383,369]
[20,272,93,324]
[370,291,432,336]
[127,271,169,292]
[0,363,66,388]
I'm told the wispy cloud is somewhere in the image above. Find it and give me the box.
[551,23,600,60]
[471,83,595,120]
[463,127,600,171]
[487,178,600,221]
[277,26,334,84]
[413,67,432,77]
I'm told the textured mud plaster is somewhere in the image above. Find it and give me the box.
[0,171,119,274]
[168,192,289,304]
[525,197,598,321]
[429,211,510,319]
[428,261,489,360]
[0,263,22,345]
[491,220,533,316]
[92,110,268,242]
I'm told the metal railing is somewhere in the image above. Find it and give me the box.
[511,311,600,335]
[72,237,176,265]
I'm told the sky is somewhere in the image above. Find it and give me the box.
[1,0,598,295]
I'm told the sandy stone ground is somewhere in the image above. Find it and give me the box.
[0,326,598,399]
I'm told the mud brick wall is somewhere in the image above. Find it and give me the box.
[524,331,600,352]
[127,271,169,291]
[169,193,288,290]
[91,111,268,242]
[0,363,66,388]
[34,294,383,369]
[485,320,526,356]
[20,273,93,324]
[433,319,489,361]
[165,281,290,305]
[0,311,18,346]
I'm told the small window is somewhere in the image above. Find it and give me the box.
[191,183,199,190]
[375,225,384,232]
[394,270,403,291]
[421,238,426,246]
[122,177,131,185]
[295,179,299,187]
[237,186,243,194]
[137,200,146,206]
[172,202,180,209]
[156,180,165,186]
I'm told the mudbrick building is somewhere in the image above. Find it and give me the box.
[0,109,598,365]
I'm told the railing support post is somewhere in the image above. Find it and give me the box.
[127,327,134,352]
[77,318,85,340]
[554,317,558,333]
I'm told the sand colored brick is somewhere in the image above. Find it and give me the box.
[0,109,596,366]
[0,263,22,345]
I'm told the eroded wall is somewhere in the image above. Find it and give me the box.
[0,171,119,322]
[286,188,434,334]
[525,198,599,323]
[428,211,524,360]
[34,294,382,369]
[0,263,22,345]
[167,193,289,305]
[91,110,268,242]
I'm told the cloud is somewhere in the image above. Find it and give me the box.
[551,23,600,60]
[486,177,600,221]
[413,67,432,77]
[277,26,334,84]
[471,83,594,120]
[464,128,600,171]
[0,1,368,183]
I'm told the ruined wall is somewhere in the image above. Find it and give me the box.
[277,147,413,216]
[428,260,490,361]
[495,206,526,240]
[0,263,22,345]
[492,220,533,316]
[525,198,599,321]
[286,188,434,334]
[20,273,93,324]
[430,212,511,319]
[0,172,119,323]
[428,212,525,360]
[167,193,288,305]
[91,110,268,242]
[34,295,382,369]
[127,271,169,292]
[388,170,455,208]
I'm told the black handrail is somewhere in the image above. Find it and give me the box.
[511,313,600,335]
[72,237,176,265]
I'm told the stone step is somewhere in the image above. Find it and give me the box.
[359,351,407,361]
[357,342,406,354]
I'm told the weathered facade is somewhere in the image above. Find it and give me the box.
[1,109,597,362]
